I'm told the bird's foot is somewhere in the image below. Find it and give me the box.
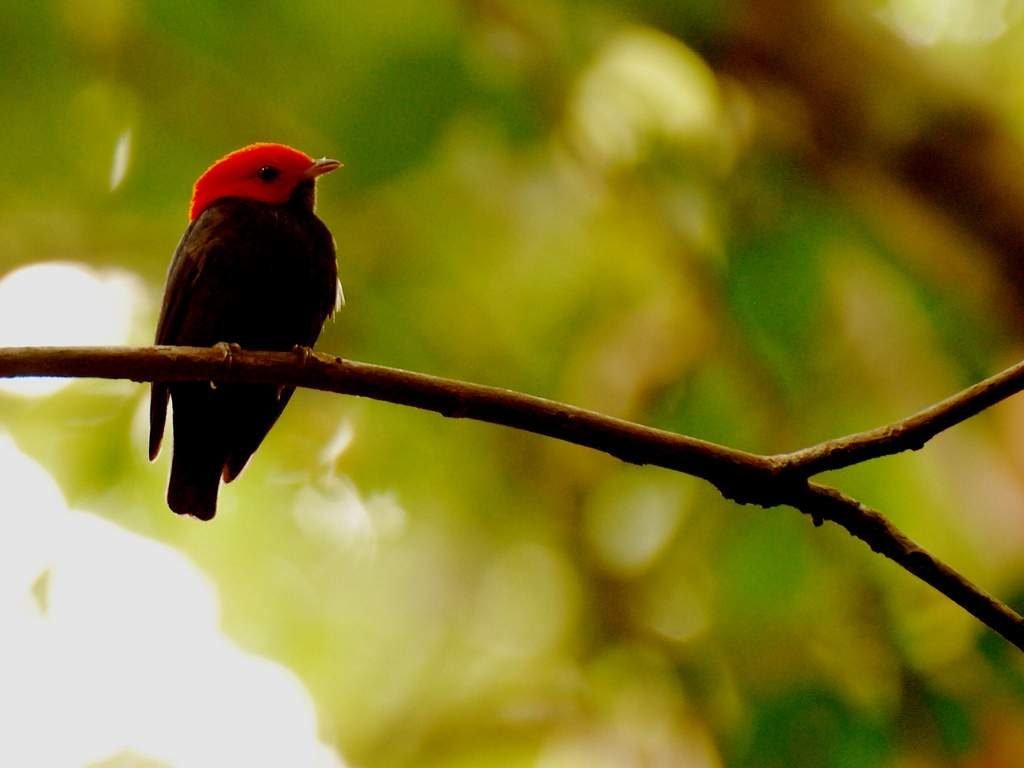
[279,345,313,400]
[291,344,314,367]
[215,341,243,360]
[211,342,242,389]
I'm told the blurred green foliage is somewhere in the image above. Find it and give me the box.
[5,0,1024,765]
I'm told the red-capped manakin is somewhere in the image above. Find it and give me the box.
[149,143,341,520]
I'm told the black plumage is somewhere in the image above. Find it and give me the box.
[150,182,338,520]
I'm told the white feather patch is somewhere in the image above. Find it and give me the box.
[335,279,345,311]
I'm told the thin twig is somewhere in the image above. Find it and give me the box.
[791,484,1024,648]
[0,345,1021,650]
[774,357,1024,477]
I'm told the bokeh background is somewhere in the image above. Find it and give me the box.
[3,1,1024,765]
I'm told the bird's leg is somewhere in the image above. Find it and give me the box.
[212,341,242,390]
[279,344,314,399]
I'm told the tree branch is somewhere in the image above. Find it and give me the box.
[0,345,778,490]
[1,345,1022,650]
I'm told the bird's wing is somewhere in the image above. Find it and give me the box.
[155,220,205,346]
[149,219,203,460]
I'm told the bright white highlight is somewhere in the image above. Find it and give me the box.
[0,435,346,767]
[569,27,722,168]
[293,474,406,550]
[318,419,355,465]
[878,0,1023,45]
[110,128,132,191]
[0,262,144,396]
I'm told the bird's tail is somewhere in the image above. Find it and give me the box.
[167,452,221,521]
[166,386,223,521]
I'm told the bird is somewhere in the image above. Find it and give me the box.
[149,143,341,520]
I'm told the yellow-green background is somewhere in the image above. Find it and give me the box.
[4,0,1024,765]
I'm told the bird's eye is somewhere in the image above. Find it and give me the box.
[256,166,280,182]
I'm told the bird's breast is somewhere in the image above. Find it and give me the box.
[173,198,338,350]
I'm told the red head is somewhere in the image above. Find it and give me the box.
[188,143,341,222]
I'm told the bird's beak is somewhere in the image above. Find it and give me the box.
[304,157,343,179]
